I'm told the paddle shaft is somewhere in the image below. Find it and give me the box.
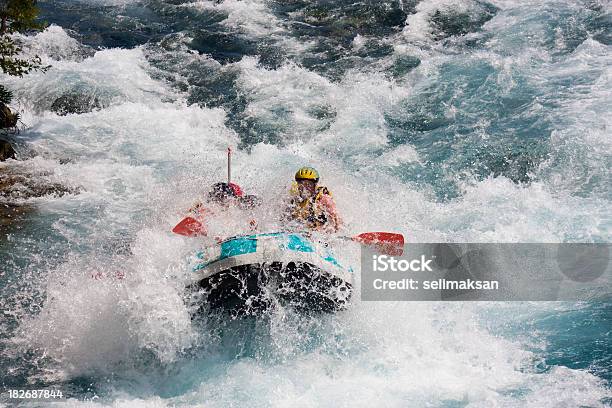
[227,147,232,184]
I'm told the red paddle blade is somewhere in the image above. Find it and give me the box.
[354,232,405,256]
[172,217,205,237]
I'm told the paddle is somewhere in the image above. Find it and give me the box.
[350,232,405,256]
[172,216,205,237]
[173,220,404,256]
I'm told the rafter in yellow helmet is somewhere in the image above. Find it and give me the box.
[295,166,320,182]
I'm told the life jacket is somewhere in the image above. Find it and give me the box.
[288,182,333,230]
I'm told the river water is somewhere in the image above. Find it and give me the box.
[0,0,610,406]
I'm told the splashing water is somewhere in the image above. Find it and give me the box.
[1,0,610,406]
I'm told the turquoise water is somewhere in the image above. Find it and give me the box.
[0,0,610,406]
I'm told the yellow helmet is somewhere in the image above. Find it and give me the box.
[295,166,319,182]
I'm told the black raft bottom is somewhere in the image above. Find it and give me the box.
[190,262,352,316]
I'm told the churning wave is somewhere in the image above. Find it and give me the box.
[0,0,610,406]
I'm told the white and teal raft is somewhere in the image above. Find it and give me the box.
[190,232,353,314]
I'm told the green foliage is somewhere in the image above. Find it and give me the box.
[0,0,47,132]
[0,0,43,35]
[0,0,47,78]
[0,84,12,104]
[0,34,45,76]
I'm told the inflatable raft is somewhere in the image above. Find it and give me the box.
[189,232,353,314]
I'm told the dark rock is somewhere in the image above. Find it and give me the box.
[0,102,19,129]
[0,166,80,201]
[0,165,81,235]
[429,4,497,41]
[50,92,103,116]
[390,55,421,78]
[0,171,79,200]
[0,202,33,238]
[0,140,16,161]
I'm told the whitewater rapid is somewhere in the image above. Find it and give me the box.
[0,0,610,406]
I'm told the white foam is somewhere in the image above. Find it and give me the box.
[185,0,285,37]
[45,303,611,407]
[2,45,176,116]
[15,25,93,62]
[235,57,411,163]
[402,0,477,42]
[379,144,421,166]
[3,1,610,405]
